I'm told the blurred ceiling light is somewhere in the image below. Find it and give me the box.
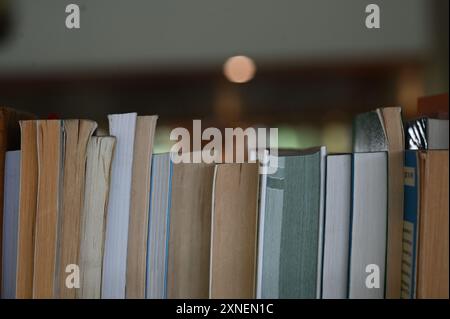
[223,55,256,83]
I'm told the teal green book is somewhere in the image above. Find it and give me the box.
[256,147,326,299]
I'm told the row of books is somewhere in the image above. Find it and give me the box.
[0,96,448,299]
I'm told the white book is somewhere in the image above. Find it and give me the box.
[427,119,449,149]
[348,152,388,299]
[146,153,172,299]
[322,154,351,299]
[102,113,137,298]
[1,150,20,299]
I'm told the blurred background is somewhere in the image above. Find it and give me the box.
[0,0,448,152]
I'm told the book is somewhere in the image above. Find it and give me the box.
[257,148,326,299]
[210,163,259,299]
[417,93,448,118]
[16,120,38,298]
[126,115,158,299]
[415,150,448,299]
[33,120,62,298]
[146,153,172,299]
[322,154,351,299]
[0,107,33,288]
[56,120,97,298]
[402,150,449,299]
[348,151,388,299]
[166,162,215,298]
[401,150,420,298]
[405,118,449,150]
[78,136,116,299]
[102,113,137,298]
[353,107,404,298]
[1,150,20,298]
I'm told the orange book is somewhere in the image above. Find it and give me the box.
[16,121,38,298]
[33,120,62,298]
[416,151,449,298]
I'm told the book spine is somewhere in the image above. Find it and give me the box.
[401,150,419,299]
[162,158,173,299]
[102,113,137,299]
[1,151,20,299]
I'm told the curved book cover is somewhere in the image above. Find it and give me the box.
[257,147,326,299]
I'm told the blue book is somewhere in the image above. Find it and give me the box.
[1,150,20,299]
[401,150,420,299]
[102,113,137,298]
[145,153,173,299]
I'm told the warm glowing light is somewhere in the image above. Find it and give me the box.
[223,55,256,83]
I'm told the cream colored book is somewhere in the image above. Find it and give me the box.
[56,120,97,299]
[78,136,116,299]
[378,107,404,299]
[33,120,62,298]
[167,162,215,299]
[209,163,259,299]
[126,115,158,299]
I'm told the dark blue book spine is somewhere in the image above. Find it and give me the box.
[401,150,419,299]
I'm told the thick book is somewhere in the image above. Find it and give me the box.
[405,118,449,150]
[348,151,388,299]
[402,150,449,299]
[146,153,173,299]
[210,163,259,299]
[257,148,326,299]
[126,115,158,299]
[1,150,20,298]
[16,120,38,298]
[78,136,116,299]
[56,120,97,298]
[33,120,62,298]
[322,154,351,299]
[353,107,404,298]
[166,162,215,298]
[102,113,137,298]
[0,107,33,288]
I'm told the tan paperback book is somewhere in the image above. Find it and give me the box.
[167,162,215,298]
[78,136,116,299]
[16,120,38,298]
[209,163,259,298]
[126,115,158,298]
[56,120,97,298]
